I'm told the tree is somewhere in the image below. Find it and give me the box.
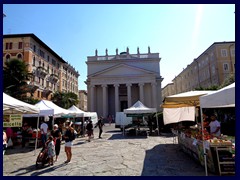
[52,91,79,109]
[3,59,32,99]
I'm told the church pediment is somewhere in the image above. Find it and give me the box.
[89,63,156,77]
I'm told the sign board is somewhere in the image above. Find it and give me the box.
[3,114,23,127]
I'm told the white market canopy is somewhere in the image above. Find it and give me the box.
[3,93,40,114]
[200,83,235,108]
[24,100,71,117]
[68,105,85,117]
[124,100,156,114]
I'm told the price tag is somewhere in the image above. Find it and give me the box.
[204,141,210,150]
[192,138,197,146]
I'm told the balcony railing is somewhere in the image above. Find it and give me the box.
[37,66,48,77]
[49,74,59,83]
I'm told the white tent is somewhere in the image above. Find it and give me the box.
[124,100,157,114]
[68,105,85,117]
[199,83,235,176]
[24,100,71,117]
[200,83,235,108]
[124,100,159,135]
[3,93,40,155]
[3,93,40,114]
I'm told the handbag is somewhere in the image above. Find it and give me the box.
[7,138,13,147]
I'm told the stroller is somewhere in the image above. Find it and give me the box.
[36,146,49,168]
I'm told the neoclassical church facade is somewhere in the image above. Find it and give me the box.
[86,47,163,118]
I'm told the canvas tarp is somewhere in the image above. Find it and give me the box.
[163,107,195,125]
[3,93,40,114]
[200,83,235,108]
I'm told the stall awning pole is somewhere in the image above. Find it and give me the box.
[34,114,40,156]
[156,111,159,136]
[200,107,208,176]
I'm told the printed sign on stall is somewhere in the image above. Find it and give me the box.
[3,114,23,127]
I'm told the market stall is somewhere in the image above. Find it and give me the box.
[3,93,40,155]
[161,90,216,175]
[199,83,235,175]
[124,100,158,135]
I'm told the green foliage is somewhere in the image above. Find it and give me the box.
[52,91,79,109]
[219,73,235,89]
[3,59,32,99]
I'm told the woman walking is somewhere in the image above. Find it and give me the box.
[51,124,62,162]
[63,120,75,163]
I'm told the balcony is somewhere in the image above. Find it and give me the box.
[49,74,59,84]
[37,66,48,78]
[27,81,39,93]
[43,86,53,96]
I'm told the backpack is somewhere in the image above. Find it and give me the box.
[71,130,77,141]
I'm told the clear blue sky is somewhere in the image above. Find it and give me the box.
[3,4,235,90]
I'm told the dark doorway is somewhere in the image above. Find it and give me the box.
[120,101,128,112]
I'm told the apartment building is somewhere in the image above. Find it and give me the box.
[3,33,79,100]
[162,41,235,98]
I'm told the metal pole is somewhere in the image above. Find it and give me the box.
[34,114,40,156]
[156,111,159,136]
[200,107,208,176]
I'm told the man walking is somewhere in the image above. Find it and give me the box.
[95,117,104,139]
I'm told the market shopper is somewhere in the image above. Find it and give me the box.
[46,135,55,166]
[3,131,7,155]
[51,124,62,162]
[40,119,48,148]
[209,114,221,137]
[63,120,75,163]
[86,120,93,142]
[95,117,104,139]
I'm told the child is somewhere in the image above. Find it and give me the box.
[46,136,55,166]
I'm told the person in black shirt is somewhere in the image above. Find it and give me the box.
[95,117,104,139]
[51,124,62,162]
[86,120,93,142]
[63,120,74,163]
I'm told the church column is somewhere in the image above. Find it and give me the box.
[126,83,132,107]
[90,85,95,112]
[114,84,120,112]
[102,84,108,118]
[151,82,157,108]
[139,83,144,104]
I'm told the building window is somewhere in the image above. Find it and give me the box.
[223,63,229,71]
[33,56,36,66]
[17,54,22,59]
[33,45,36,52]
[52,59,56,66]
[39,60,41,67]
[38,91,40,98]
[221,49,228,57]
[5,43,9,50]
[47,56,50,62]
[18,42,23,49]
[6,54,11,60]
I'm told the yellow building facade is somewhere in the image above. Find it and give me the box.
[3,34,79,100]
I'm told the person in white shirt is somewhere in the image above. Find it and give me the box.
[209,114,221,137]
[40,120,48,148]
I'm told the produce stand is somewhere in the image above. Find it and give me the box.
[177,128,235,175]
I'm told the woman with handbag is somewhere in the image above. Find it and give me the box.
[3,131,7,155]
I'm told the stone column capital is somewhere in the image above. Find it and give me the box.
[151,82,157,86]
[114,84,120,87]
[138,82,145,86]
[126,83,132,87]
[101,84,108,88]
[90,85,95,88]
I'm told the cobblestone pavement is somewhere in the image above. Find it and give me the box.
[3,124,215,176]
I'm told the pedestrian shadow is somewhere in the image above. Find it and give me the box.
[30,163,68,176]
[141,144,205,176]
[5,146,39,155]
[107,133,148,140]
[74,141,86,145]
[10,164,37,176]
